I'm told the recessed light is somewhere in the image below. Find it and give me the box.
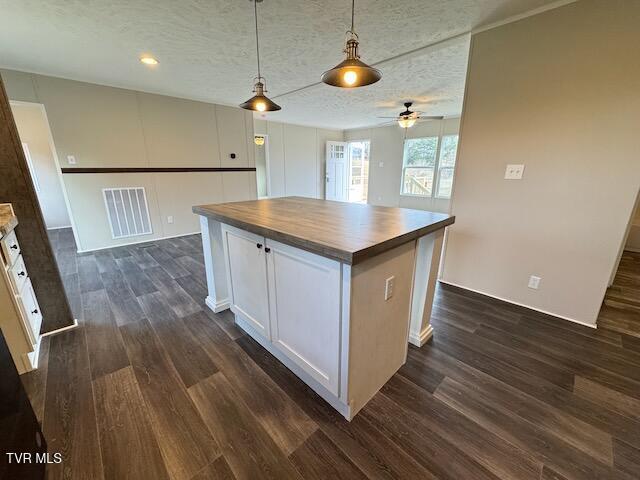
[140,56,158,65]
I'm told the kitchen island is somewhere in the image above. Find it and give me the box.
[193,197,454,419]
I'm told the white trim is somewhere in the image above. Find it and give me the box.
[205,295,230,313]
[46,225,73,230]
[40,318,79,337]
[75,230,200,254]
[408,324,434,347]
[438,280,597,329]
[471,0,579,34]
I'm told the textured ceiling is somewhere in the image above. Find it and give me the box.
[0,0,561,129]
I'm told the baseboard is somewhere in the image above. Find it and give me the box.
[624,247,640,253]
[438,280,597,329]
[46,225,73,230]
[205,296,231,313]
[41,319,79,337]
[409,324,434,347]
[76,231,201,254]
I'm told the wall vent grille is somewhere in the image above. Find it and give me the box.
[102,187,152,239]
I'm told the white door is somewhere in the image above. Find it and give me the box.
[325,141,349,202]
[266,238,342,394]
[221,224,271,339]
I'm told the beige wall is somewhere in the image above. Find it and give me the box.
[1,69,257,251]
[10,102,71,229]
[442,0,640,326]
[254,119,343,199]
[345,118,460,213]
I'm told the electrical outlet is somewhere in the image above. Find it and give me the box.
[528,275,541,289]
[385,276,395,300]
[505,164,525,180]
[167,215,174,224]
[67,155,77,165]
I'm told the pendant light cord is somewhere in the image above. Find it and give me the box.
[254,0,261,79]
[350,0,355,33]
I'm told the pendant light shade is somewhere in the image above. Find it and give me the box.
[240,79,281,112]
[321,0,381,88]
[240,0,281,112]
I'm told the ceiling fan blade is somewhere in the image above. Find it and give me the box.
[376,116,401,119]
[418,116,444,120]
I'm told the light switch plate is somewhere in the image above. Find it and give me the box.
[528,275,541,289]
[505,164,525,180]
[67,155,77,165]
[385,276,395,300]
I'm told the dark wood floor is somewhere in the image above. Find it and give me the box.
[600,250,640,337]
[19,228,640,480]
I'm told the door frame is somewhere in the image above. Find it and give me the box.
[9,100,82,251]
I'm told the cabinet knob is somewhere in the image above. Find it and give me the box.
[256,243,263,249]
[264,247,271,253]
[10,244,18,250]
[18,271,25,276]
[31,309,38,315]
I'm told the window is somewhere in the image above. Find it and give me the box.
[401,137,438,196]
[401,135,459,199]
[348,141,370,203]
[436,135,459,198]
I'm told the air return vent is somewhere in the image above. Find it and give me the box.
[102,187,152,239]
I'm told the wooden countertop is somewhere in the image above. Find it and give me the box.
[193,197,455,264]
[0,204,18,238]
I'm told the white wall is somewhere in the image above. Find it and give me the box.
[2,69,257,251]
[10,102,71,229]
[254,119,343,199]
[442,0,640,326]
[345,118,460,213]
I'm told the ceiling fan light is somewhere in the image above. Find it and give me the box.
[398,117,416,129]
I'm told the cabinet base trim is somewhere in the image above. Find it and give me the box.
[205,296,230,313]
[234,314,353,421]
[41,318,79,337]
[408,324,433,347]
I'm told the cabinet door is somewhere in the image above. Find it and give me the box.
[266,239,341,394]
[222,225,270,339]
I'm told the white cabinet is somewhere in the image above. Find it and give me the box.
[0,204,43,374]
[222,225,271,339]
[266,239,341,394]
[221,224,342,395]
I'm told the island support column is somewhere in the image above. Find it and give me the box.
[408,229,445,346]
[199,215,230,312]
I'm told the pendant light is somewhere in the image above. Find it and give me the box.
[321,0,381,88]
[240,0,281,112]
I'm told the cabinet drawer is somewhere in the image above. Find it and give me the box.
[16,278,42,345]
[8,254,28,294]
[1,229,20,266]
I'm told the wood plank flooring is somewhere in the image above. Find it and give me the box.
[17,228,640,479]
[600,250,640,337]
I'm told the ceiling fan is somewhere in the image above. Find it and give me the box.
[377,102,443,128]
